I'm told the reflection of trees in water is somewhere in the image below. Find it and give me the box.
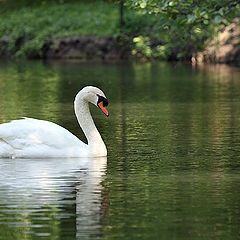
[0,61,240,239]
[0,60,60,122]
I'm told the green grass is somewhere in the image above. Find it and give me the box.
[0,1,121,56]
[0,0,218,60]
[0,0,191,59]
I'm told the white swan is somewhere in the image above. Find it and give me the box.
[0,86,109,158]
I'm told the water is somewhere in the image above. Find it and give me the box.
[0,60,239,240]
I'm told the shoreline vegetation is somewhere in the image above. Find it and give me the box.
[0,0,239,64]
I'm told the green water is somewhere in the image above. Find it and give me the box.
[0,60,239,240]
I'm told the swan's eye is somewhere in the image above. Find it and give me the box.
[97,94,109,117]
[97,95,108,107]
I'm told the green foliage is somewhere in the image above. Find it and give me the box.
[125,0,240,59]
[131,35,171,59]
[132,36,152,58]
[0,0,92,12]
[0,0,239,59]
[126,0,239,21]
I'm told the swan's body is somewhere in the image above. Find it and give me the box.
[0,86,109,158]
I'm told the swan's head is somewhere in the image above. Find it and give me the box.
[78,86,109,117]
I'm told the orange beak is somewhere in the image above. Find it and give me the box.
[98,101,109,117]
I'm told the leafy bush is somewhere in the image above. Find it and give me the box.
[125,0,240,60]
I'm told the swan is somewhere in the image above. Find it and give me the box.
[0,86,109,158]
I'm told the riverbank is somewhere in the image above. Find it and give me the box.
[0,1,120,58]
[193,18,240,65]
[0,1,239,63]
[0,1,158,60]
[0,35,130,60]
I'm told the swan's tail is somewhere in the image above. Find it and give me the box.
[0,138,14,158]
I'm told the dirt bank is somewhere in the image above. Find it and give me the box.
[0,36,130,60]
[193,18,240,65]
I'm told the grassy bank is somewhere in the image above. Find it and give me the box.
[0,1,120,56]
[0,0,238,60]
[0,0,166,59]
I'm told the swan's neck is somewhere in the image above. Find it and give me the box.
[74,95,106,156]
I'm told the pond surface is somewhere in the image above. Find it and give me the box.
[0,60,239,240]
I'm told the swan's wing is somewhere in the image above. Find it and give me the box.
[0,118,86,155]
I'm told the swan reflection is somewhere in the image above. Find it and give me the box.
[0,157,107,239]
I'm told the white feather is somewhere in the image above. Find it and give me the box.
[0,86,108,158]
